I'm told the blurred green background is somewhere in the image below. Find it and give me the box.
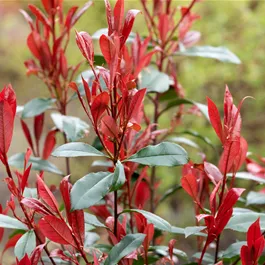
[0,0,265,262]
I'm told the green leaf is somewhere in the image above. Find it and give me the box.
[92,28,136,43]
[14,230,36,260]
[181,130,214,149]
[84,232,100,248]
[192,252,214,264]
[9,153,63,175]
[246,191,265,206]
[22,98,56,118]
[161,99,209,120]
[23,188,38,199]
[104,233,145,265]
[175,46,241,64]
[52,142,106,158]
[125,142,188,167]
[122,209,172,232]
[0,214,27,230]
[170,137,199,149]
[150,246,188,260]
[226,212,265,232]
[184,226,206,238]
[84,213,106,228]
[94,54,106,65]
[138,67,170,93]
[221,241,246,259]
[51,113,90,142]
[71,172,114,210]
[227,172,265,184]
[171,226,185,234]
[111,161,126,191]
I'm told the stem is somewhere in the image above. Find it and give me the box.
[215,235,220,263]
[114,190,118,237]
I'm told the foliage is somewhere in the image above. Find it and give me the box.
[0,0,264,265]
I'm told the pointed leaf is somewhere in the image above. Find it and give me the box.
[0,214,27,230]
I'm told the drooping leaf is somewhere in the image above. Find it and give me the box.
[52,142,106,158]
[51,113,89,142]
[21,98,56,119]
[122,209,172,232]
[71,172,114,210]
[184,226,206,238]
[9,153,63,175]
[104,234,145,265]
[0,214,27,230]
[125,142,188,167]
[175,46,241,64]
[138,67,170,93]
[14,230,36,260]
[39,216,74,245]
[227,172,265,184]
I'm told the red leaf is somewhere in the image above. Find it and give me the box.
[134,181,150,208]
[207,97,223,143]
[0,101,15,155]
[100,115,119,139]
[28,4,51,29]
[181,174,198,201]
[81,75,91,104]
[21,120,34,152]
[240,245,251,265]
[17,254,31,265]
[168,239,176,260]
[21,164,32,193]
[247,218,262,248]
[30,244,45,265]
[121,9,141,47]
[59,50,68,79]
[91,92,110,124]
[204,162,223,184]
[27,32,41,59]
[41,0,52,13]
[64,6,78,29]
[76,31,94,63]
[143,223,154,252]
[21,198,54,216]
[37,175,59,213]
[71,1,93,27]
[42,129,57,160]
[113,0,124,33]
[39,216,74,245]
[34,113,44,148]
[0,84,17,117]
[99,34,114,65]
[1,234,23,262]
[104,0,113,35]
[127,89,146,122]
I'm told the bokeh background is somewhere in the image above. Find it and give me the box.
[1,0,265,262]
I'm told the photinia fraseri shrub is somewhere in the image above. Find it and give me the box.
[1,0,265,264]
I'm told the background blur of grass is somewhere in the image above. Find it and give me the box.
[0,0,265,261]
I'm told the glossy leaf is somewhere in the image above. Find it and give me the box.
[111,161,126,191]
[21,98,56,118]
[84,213,106,228]
[52,142,106,158]
[9,153,63,175]
[104,233,145,265]
[71,172,114,210]
[14,230,36,260]
[170,137,199,149]
[125,142,188,167]
[175,46,241,64]
[222,241,246,259]
[246,191,265,206]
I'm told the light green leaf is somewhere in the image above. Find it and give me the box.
[52,142,106,158]
[23,188,38,199]
[175,46,241,64]
[84,232,100,248]
[104,234,145,265]
[9,153,63,175]
[51,113,90,142]
[125,142,188,167]
[14,230,36,260]
[0,214,27,230]
[138,67,170,93]
[84,213,106,228]
[71,172,114,210]
[122,209,172,232]
[192,252,214,264]
[111,161,126,191]
[221,241,246,259]
[246,191,265,206]
[226,213,265,232]
[150,246,188,260]
[228,172,265,184]
[184,226,206,238]
[22,98,56,118]
[170,137,199,149]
